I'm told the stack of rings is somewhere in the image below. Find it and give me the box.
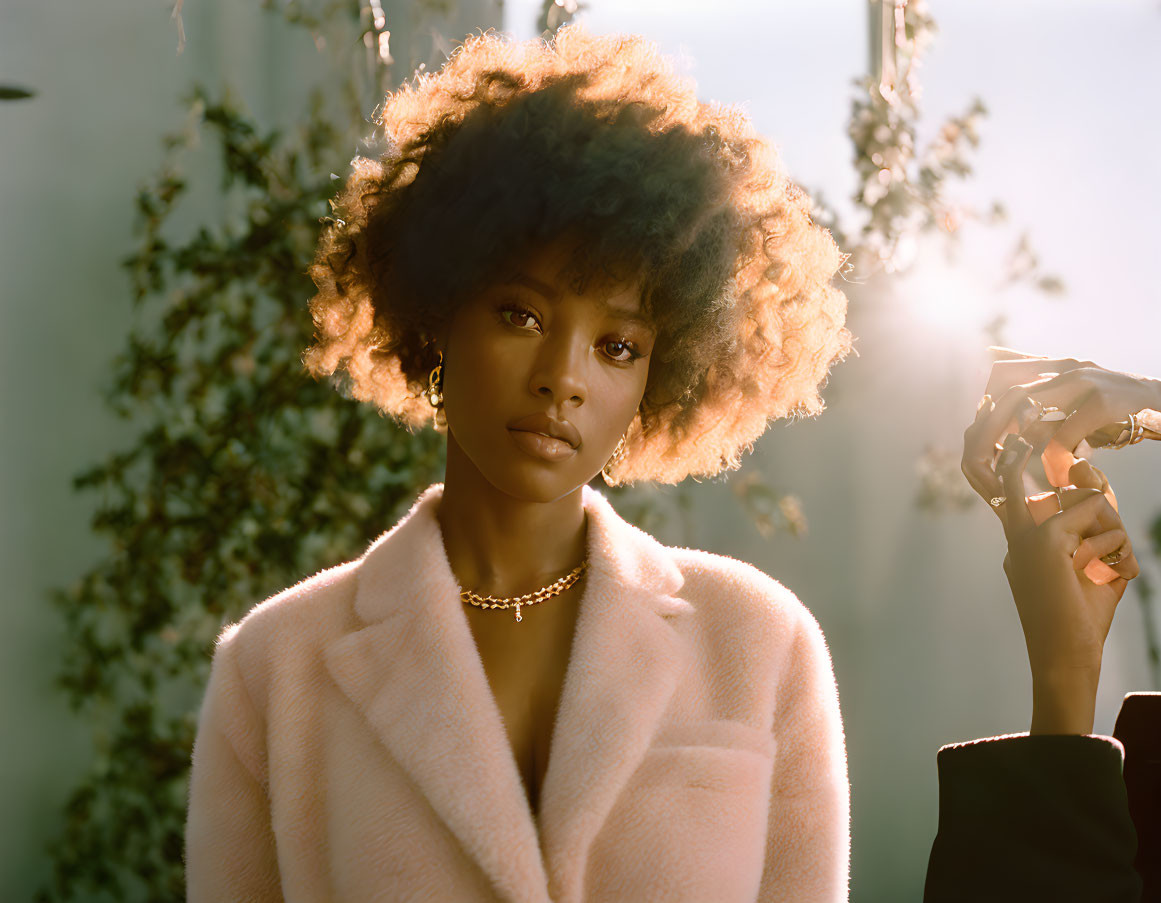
[986,396,1133,569]
[1102,412,1145,450]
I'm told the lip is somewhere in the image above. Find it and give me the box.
[507,412,582,449]
[508,428,578,462]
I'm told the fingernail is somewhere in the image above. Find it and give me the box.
[997,434,1031,470]
[1083,560,1118,586]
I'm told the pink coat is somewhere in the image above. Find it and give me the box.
[185,483,849,902]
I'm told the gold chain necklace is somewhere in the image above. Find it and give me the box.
[460,561,588,623]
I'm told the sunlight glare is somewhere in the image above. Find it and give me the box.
[898,252,992,342]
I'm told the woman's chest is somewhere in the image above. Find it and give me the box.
[486,655,568,816]
[468,596,580,817]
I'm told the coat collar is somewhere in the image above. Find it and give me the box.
[323,482,692,903]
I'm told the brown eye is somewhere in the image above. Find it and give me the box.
[603,340,639,363]
[499,305,541,332]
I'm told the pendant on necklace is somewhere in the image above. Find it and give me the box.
[514,604,522,623]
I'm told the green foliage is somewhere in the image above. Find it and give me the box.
[836,0,1062,299]
[914,444,977,514]
[731,472,809,539]
[35,68,445,903]
[826,1,1073,519]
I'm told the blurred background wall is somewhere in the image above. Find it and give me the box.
[2,0,1158,899]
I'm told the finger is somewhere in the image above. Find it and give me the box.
[1041,439,1080,487]
[984,360,1060,399]
[1113,549,1141,582]
[1073,529,1129,572]
[1020,416,1065,458]
[1068,458,1118,512]
[963,396,1007,515]
[1055,408,1147,463]
[1069,458,1106,492]
[1026,366,1114,410]
[984,360,1054,398]
[1075,531,1139,585]
[1024,368,1152,454]
[1053,489,1123,541]
[1028,485,1105,529]
[1084,558,1124,587]
[963,382,1048,507]
[1074,523,1129,587]
[1045,393,1117,457]
[996,433,1036,534]
[1048,487,1122,586]
[983,353,1089,399]
[1027,490,1063,527]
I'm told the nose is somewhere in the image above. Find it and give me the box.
[529,329,587,407]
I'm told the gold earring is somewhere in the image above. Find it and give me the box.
[426,350,444,410]
[601,431,630,486]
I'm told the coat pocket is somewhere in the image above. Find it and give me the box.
[586,721,776,902]
[649,718,775,759]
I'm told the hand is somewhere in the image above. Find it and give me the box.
[964,349,1161,500]
[994,431,1140,735]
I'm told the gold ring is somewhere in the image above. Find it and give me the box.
[1101,413,1138,450]
[1100,546,1126,567]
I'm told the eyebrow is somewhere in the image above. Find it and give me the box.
[508,273,560,300]
[506,273,653,329]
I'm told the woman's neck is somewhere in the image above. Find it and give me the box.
[436,443,588,600]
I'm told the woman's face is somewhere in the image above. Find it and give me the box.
[440,240,655,502]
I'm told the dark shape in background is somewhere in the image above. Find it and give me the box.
[0,84,35,100]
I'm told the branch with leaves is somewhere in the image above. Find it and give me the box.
[35,73,446,903]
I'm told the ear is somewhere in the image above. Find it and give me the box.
[432,316,453,355]
[418,323,450,361]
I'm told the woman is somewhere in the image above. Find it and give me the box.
[184,26,852,902]
[925,353,1161,902]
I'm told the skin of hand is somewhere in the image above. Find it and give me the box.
[968,348,1161,489]
[960,350,1153,734]
[992,429,1140,735]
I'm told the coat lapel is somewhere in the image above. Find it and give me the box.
[537,486,691,903]
[323,483,692,903]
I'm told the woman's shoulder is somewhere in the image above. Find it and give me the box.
[216,554,362,656]
[662,545,839,703]
[665,544,819,635]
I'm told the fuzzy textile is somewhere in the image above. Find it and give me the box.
[185,483,849,902]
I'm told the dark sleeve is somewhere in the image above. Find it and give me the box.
[1115,693,1161,903]
[923,732,1141,903]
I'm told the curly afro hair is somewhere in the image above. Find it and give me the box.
[303,24,852,485]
